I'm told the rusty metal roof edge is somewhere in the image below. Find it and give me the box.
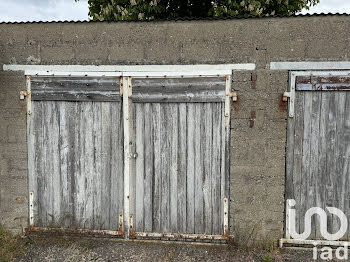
[0,12,350,24]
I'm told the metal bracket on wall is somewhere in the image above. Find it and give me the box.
[284,72,296,118]
[29,191,34,226]
[225,75,233,117]
[25,76,32,115]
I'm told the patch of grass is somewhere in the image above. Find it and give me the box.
[262,254,275,262]
[0,225,26,261]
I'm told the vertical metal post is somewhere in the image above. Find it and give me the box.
[224,197,228,237]
[288,72,296,118]
[26,76,32,115]
[224,75,232,118]
[285,199,292,240]
[122,76,132,239]
[118,213,123,233]
[29,191,34,226]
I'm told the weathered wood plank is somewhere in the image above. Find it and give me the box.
[143,103,153,232]
[333,92,346,236]
[38,101,48,227]
[309,92,321,239]
[31,77,120,90]
[31,90,121,102]
[326,92,337,235]
[31,77,121,101]
[160,104,170,233]
[132,78,225,103]
[100,102,111,229]
[186,104,195,234]
[68,102,79,228]
[92,102,102,229]
[203,103,213,235]
[296,75,350,91]
[344,93,350,240]
[110,102,124,230]
[58,102,70,228]
[151,103,161,232]
[300,92,312,236]
[76,102,86,228]
[169,104,178,232]
[135,103,145,232]
[177,103,187,233]
[211,103,222,234]
[316,93,328,239]
[291,92,305,235]
[194,103,204,234]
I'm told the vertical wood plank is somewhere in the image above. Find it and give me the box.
[203,103,213,234]
[58,102,70,227]
[169,104,178,232]
[152,103,161,232]
[333,92,346,235]
[309,92,321,239]
[135,103,145,232]
[344,93,350,240]
[100,102,111,229]
[194,103,204,234]
[291,92,304,235]
[143,103,153,232]
[110,101,124,230]
[38,101,47,227]
[160,103,170,233]
[69,102,78,228]
[325,92,337,235]
[300,92,312,236]
[84,102,94,229]
[177,103,187,233]
[76,102,86,228]
[186,104,195,234]
[316,92,328,239]
[211,103,222,234]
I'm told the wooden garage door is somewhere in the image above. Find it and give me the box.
[128,77,230,239]
[286,74,350,240]
[27,77,124,232]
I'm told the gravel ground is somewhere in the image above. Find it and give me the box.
[14,234,330,262]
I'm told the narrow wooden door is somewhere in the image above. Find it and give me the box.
[27,77,124,232]
[285,74,350,240]
[129,77,230,239]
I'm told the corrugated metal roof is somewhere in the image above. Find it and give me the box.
[0,12,349,24]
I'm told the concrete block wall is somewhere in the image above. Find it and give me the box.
[0,71,28,234]
[0,15,349,244]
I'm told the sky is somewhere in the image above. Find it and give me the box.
[0,0,349,22]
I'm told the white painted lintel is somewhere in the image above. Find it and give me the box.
[3,64,256,74]
[270,61,350,71]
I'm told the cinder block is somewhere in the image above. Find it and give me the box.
[109,43,145,64]
[41,45,74,64]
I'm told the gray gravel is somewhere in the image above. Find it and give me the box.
[14,234,325,262]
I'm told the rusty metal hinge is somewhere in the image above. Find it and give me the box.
[226,91,238,102]
[20,91,29,100]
